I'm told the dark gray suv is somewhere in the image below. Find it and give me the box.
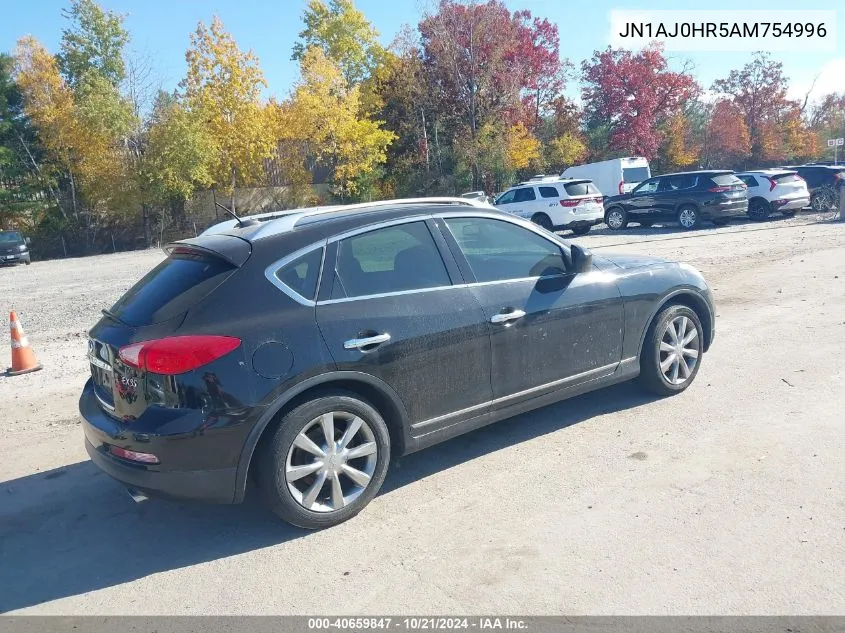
[79,199,716,529]
[0,230,31,265]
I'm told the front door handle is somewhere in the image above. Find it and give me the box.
[344,333,391,350]
[490,309,526,324]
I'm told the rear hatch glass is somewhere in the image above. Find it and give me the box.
[564,181,602,202]
[623,167,650,183]
[107,250,236,326]
[771,173,802,184]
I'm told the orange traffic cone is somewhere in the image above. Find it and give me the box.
[7,311,43,376]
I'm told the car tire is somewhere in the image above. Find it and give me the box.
[605,207,628,230]
[639,304,704,397]
[811,187,836,211]
[747,198,770,221]
[712,218,730,226]
[256,391,391,529]
[531,213,554,232]
[570,225,591,236]
[677,205,700,230]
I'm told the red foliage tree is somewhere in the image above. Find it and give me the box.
[581,44,699,159]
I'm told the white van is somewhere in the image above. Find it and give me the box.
[562,157,651,197]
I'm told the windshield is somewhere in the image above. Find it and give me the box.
[0,232,24,244]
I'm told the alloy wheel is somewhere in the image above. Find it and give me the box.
[285,411,378,513]
[607,210,624,229]
[659,315,700,385]
[678,208,697,229]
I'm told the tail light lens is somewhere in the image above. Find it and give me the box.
[766,177,777,191]
[618,180,624,194]
[119,336,241,375]
[707,186,731,193]
[108,445,160,464]
[560,199,580,207]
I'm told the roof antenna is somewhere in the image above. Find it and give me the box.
[215,201,245,227]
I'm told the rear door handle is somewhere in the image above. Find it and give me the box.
[490,309,526,324]
[344,333,391,350]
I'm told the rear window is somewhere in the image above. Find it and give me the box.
[538,186,559,199]
[623,167,650,183]
[710,174,743,186]
[771,173,802,184]
[563,181,600,196]
[108,251,236,326]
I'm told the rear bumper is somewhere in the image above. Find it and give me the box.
[703,201,748,219]
[773,197,810,210]
[79,380,239,503]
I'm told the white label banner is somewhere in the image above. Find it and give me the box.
[610,10,836,52]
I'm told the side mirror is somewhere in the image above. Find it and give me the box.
[570,244,593,274]
[25,237,31,245]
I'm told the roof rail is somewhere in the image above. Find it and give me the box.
[201,196,495,237]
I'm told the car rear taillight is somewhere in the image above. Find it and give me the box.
[560,199,580,207]
[707,186,731,193]
[766,177,777,191]
[108,445,160,464]
[618,180,624,194]
[118,336,241,375]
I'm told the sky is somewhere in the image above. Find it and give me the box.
[1,0,843,106]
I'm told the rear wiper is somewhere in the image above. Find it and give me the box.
[101,308,128,325]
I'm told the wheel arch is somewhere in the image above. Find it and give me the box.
[637,289,714,360]
[234,371,411,503]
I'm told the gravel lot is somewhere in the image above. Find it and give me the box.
[1,212,844,614]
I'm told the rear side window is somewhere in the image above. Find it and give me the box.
[108,251,236,326]
[331,221,451,299]
[275,247,323,301]
[512,187,536,203]
[663,175,699,190]
[538,186,559,199]
[623,166,650,183]
[738,175,758,187]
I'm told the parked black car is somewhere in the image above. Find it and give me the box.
[793,165,844,211]
[603,170,748,230]
[80,199,716,529]
[0,230,31,265]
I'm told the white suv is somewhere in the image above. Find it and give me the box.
[735,170,810,221]
[492,178,604,235]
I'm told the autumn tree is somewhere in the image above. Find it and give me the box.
[711,52,804,165]
[286,47,395,198]
[660,114,699,171]
[701,100,751,168]
[581,44,699,160]
[183,17,278,212]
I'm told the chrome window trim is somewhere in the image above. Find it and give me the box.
[263,241,328,307]
[263,211,572,306]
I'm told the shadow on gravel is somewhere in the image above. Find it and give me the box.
[0,382,656,613]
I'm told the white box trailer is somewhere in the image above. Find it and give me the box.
[561,157,651,197]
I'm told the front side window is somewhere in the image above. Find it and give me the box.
[444,218,568,283]
[634,179,659,194]
[512,187,537,203]
[331,221,451,299]
[275,247,323,301]
[495,190,516,205]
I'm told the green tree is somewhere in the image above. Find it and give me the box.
[292,0,385,86]
[58,0,130,89]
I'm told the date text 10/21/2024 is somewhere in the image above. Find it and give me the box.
[307,618,528,630]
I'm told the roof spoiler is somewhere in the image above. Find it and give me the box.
[164,234,253,267]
